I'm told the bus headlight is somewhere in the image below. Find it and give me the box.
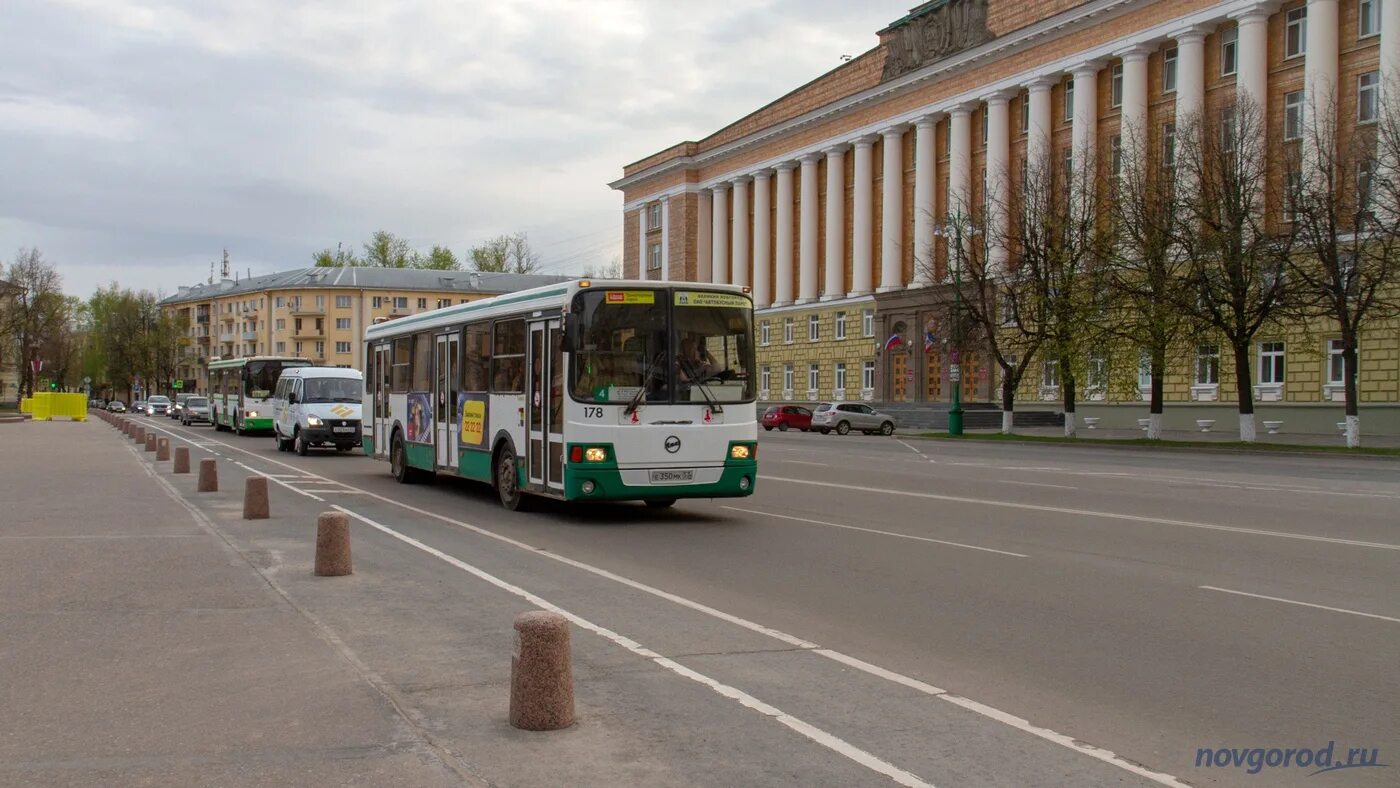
[584,447,608,462]
[306,415,323,427]
[730,444,753,460]
[245,410,258,419]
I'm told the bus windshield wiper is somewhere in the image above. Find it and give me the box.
[679,358,724,414]
[624,352,663,416]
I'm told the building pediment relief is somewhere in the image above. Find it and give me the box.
[879,0,993,82]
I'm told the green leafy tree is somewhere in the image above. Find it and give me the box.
[420,245,461,270]
[362,231,418,268]
[313,242,363,268]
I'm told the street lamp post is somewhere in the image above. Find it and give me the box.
[934,211,977,436]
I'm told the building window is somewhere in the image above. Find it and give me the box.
[1137,349,1152,390]
[1285,6,1307,59]
[808,364,819,392]
[372,296,383,309]
[1163,47,1178,93]
[336,317,351,330]
[1259,341,1285,384]
[1327,339,1349,385]
[1358,71,1379,124]
[275,296,285,308]
[335,341,351,354]
[1220,27,1238,76]
[1020,90,1030,134]
[416,297,427,309]
[1110,63,1124,107]
[981,105,989,145]
[783,317,794,344]
[835,362,847,391]
[862,361,876,390]
[1360,0,1379,37]
[335,295,351,308]
[1109,135,1123,180]
[783,364,794,392]
[315,340,325,357]
[1358,158,1376,218]
[761,320,771,346]
[275,341,286,354]
[1087,353,1108,394]
[1042,360,1059,389]
[647,202,662,230]
[393,297,408,309]
[835,311,847,340]
[1161,122,1176,170]
[761,366,771,393]
[808,314,819,341]
[647,242,662,271]
[1195,345,1220,385]
[315,295,325,310]
[862,309,874,337]
[437,299,451,309]
[275,318,286,331]
[1063,77,1074,121]
[1284,90,1304,140]
[1284,166,1302,222]
[1220,105,1237,153]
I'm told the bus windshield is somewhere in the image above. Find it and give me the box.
[302,377,361,403]
[569,288,753,405]
[244,360,306,398]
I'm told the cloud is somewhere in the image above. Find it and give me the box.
[1,0,901,295]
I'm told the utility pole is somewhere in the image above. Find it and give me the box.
[936,211,976,436]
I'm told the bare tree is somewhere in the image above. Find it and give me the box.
[470,232,541,273]
[1175,100,1297,442]
[0,248,70,397]
[1105,121,1197,439]
[582,257,624,279]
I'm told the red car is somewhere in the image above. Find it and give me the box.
[762,405,813,432]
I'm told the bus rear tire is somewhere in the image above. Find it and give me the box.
[644,499,677,509]
[494,445,528,511]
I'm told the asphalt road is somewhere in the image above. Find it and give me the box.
[138,417,1398,787]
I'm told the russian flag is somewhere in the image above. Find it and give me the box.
[884,334,903,352]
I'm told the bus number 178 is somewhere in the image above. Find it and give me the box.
[583,406,605,419]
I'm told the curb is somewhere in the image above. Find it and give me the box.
[906,433,1400,462]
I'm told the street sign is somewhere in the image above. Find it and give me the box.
[173,380,184,390]
[949,364,961,382]
[905,370,914,381]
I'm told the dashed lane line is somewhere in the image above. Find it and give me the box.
[722,506,1028,558]
[138,420,1190,787]
[1199,586,1400,624]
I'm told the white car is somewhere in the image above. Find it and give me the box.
[271,366,364,455]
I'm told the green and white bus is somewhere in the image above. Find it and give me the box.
[363,279,757,510]
[207,356,311,434]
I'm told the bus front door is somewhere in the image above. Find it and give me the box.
[373,344,391,458]
[435,333,458,470]
[526,319,564,492]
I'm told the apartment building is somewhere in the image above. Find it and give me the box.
[613,0,1398,433]
[160,267,569,394]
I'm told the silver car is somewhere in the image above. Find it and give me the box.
[810,401,896,436]
[181,396,212,426]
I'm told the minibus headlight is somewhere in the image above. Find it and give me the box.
[306,415,323,426]
[584,447,608,462]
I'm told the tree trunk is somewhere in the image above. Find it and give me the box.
[1000,371,1017,435]
[1149,348,1166,440]
[1062,372,1077,438]
[1343,340,1361,448]
[1232,341,1255,443]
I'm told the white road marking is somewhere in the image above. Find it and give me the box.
[143,420,1190,786]
[1199,586,1400,624]
[780,460,830,467]
[333,505,934,788]
[300,488,367,494]
[759,475,1400,552]
[722,506,1027,558]
[998,479,1079,491]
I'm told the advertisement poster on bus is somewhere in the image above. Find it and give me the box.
[457,392,489,450]
[405,392,432,443]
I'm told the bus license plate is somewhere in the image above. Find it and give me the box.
[650,469,694,483]
[332,426,356,433]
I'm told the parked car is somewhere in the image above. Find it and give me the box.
[811,402,896,436]
[171,393,193,419]
[132,400,148,415]
[762,405,813,432]
[146,395,172,416]
[106,401,127,413]
[181,396,212,426]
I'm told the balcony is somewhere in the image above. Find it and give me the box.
[293,328,325,340]
[289,303,324,316]
[219,332,236,343]
[241,331,258,341]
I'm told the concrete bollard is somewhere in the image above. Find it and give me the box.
[314,512,352,576]
[197,458,218,492]
[173,446,191,474]
[243,476,270,520]
[122,420,130,435]
[145,433,157,452]
[509,611,575,731]
[156,438,170,461]
[133,425,145,444]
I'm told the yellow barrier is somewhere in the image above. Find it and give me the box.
[21,392,87,422]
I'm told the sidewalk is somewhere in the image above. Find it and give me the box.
[0,421,466,787]
[952,424,1400,449]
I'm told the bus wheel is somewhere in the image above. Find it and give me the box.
[644,499,677,509]
[234,415,244,436]
[391,434,417,484]
[494,446,527,511]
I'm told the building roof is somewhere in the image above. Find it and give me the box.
[159,267,572,306]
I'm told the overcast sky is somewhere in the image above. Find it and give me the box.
[1,0,904,298]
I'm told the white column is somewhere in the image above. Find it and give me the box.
[1118,46,1151,166]
[948,105,973,216]
[659,196,670,282]
[774,162,796,306]
[822,145,847,300]
[911,115,938,287]
[1174,29,1207,124]
[637,208,647,279]
[696,188,712,283]
[878,125,906,292]
[752,171,771,307]
[730,177,749,289]
[1071,64,1100,175]
[798,153,820,303]
[1304,0,1340,182]
[850,136,876,296]
[1383,0,1400,89]
[1232,9,1270,113]
[1027,78,1055,176]
[984,93,1011,273]
[711,183,729,285]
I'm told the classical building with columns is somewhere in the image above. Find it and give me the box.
[612,0,1397,431]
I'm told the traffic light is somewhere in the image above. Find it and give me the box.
[48,381,57,391]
